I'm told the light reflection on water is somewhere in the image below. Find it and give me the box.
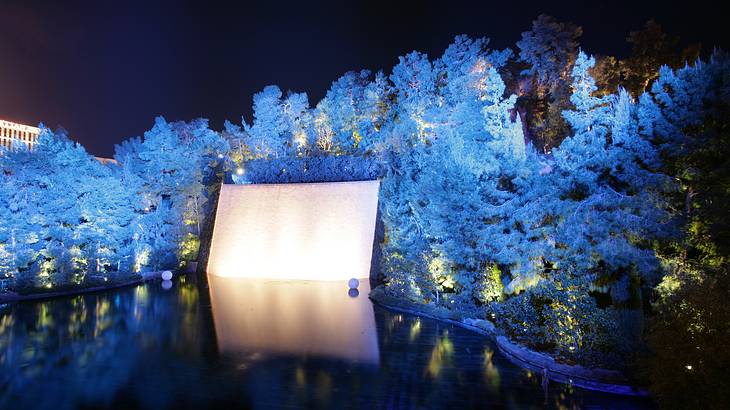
[208,276,379,364]
[0,275,654,409]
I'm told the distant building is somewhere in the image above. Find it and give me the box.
[0,118,117,164]
[95,156,117,165]
[0,119,40,150]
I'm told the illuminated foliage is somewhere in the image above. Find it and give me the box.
[114,117,228,270]
[240,154,381,184]
[378,36,525,310]
[517,14,582,94]
[221,41,727,375]
[1,23,727,400]
[0,129,137,288]
[313,70,391,154]
[647,267,730,409]
[494,273,622,367]
[0,117,228,291]
[637,51,730,407]
[516,14,582,152]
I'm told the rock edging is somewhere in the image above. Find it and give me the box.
[0,271,169,304]
[369,285,649,397]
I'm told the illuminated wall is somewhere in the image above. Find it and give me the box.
[208,276,380,364]
[206,181,380,280]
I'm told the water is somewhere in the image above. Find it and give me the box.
[0,275,653,409]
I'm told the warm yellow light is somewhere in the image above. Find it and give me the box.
[236,168,244,175]
[207,181,380,281]
[208,276,379,363]
[294,131,307,147]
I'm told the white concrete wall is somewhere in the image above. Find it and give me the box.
[207,181,380,280]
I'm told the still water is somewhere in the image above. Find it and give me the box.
[0,275,653,409]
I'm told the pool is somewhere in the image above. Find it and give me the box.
[0,275,653,409]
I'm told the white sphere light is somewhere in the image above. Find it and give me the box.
[161,270,173,281]
[348,278,359,289]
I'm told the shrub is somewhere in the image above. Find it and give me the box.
[492,274,628,368]
[237,154,382,184]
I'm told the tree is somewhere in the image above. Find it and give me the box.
[0,127,140,289]
[0,143,44,288]
[639,52,730,265]
[313,70,391,154]
[639,52,730,407]
[620,19,701,97]
[648,266,730,409]
[378,50,440,299]
[590,55,621,96]
[380,36,525,308]
[547,53,667,305]
[517,15,582,94]
[243,85,290,158]
[516,15,583,152]
[281,91,314,155]
[387,50,439,150]
[493,53,670,368]
[76,166,137,275]
[114,117,228,270]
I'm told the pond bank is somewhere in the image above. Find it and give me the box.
[369,285,650,397]
[0,271,168,304]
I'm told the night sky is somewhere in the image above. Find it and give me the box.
[1,0,726,157]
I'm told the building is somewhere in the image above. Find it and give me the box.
[95,156,117,165]
[0,119,117,164]
[0,119,40,150]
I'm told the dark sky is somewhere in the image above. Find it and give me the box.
[1,0,726,157]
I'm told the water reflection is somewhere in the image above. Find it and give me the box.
[0,276,655,409]
[208,276,380,364]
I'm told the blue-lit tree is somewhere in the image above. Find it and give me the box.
[493,52,670,365]
[0,143,43,288]
[553,52,667,289]
[639,52,730,407]
[379,36,526,309]
[517,15,582,93]
[242,85,311,159]
[77,166,137,275]
[377,49,440,299]
[0,127,140,288]
[281,91,314,155]
[114,117,228,270]
[313,70,391,154]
